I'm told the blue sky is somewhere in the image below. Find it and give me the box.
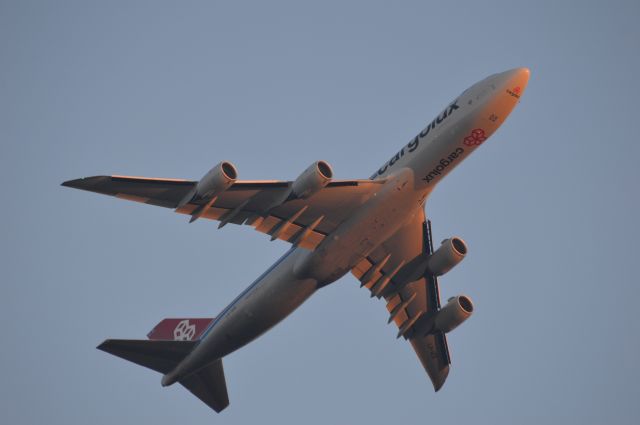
[2,1,639,424]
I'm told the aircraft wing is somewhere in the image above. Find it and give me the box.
[62,175,384,250]
[351,209,452,391]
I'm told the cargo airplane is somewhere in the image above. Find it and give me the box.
[63,67,530,413]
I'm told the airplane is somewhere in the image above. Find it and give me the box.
[62,67,530,413]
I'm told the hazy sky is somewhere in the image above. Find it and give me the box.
[2,1,639,424]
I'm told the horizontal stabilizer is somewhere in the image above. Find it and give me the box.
[97,339,196,374]
[97,338,230,412]
[180,359,229,413]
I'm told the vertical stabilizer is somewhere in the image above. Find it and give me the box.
[147,318,215,341]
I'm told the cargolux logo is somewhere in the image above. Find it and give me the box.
[463,128,487,147]
[372,99,460,178]
[422,147,464,183]
[173,319,197,340]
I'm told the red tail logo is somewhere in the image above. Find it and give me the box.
[147,318,215,341]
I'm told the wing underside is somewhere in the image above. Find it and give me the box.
[351,211,452,390]
[62,175,383,250]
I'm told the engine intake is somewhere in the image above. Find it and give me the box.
[291,160,333,199]
[194,161,238,199]
[434,295,474,334]
[426,237,467,276]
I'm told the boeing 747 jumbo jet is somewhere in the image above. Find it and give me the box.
[63,67,529,413]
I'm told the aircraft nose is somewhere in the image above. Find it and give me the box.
[499,67,530,94]
[512,67,530,87]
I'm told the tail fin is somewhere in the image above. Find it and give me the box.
[147,318,215,341]
[98,326,229,412]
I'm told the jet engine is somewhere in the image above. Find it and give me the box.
[426,237,467,276]
[194,161,238,199]
[434,295,474,333]
[291,160,333,199]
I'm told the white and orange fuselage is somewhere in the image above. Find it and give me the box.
[161,68,530,387]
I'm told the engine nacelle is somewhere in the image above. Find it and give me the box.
[291,160,333,199]
[426,237,467,276]
[434,295,474,334]
[194,161,238,199]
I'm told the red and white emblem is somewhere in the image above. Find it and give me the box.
[147,318,214,341]
[463,128,487,147]
[173,319,197,340]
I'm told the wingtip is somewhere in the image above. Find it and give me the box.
[61,179,79,188]
[431,365,450,392]
[61,176,101,189]
[96,339,110,351]
[61,176,112,192]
